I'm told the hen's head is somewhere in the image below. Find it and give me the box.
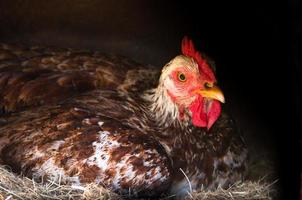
[156,37,224,129]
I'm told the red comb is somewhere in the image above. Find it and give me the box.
[181,36,216,82]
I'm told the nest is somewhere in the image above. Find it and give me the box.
[0,166,119,200]
[0,166,277,200]
[186,180,277,200]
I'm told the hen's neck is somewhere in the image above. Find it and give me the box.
[143,84,189,129]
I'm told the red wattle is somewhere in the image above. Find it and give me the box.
[189,96,221,130]
[206,100,221,129]
[189,96,207,127]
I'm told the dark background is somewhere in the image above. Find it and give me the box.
[0,0,300,199]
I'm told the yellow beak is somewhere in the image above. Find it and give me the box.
[194,86,225,103]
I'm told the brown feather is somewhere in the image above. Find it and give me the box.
[0,44,158,113]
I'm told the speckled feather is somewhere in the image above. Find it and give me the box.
[0,42,247,198]
[0,43,159,113]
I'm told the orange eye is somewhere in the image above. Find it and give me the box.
[177,72,186,82]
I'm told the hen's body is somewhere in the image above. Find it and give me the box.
[0,42,247,197]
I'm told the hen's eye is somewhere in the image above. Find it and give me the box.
[177,72,186,82]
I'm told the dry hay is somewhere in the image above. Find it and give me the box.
[0,165,277,200]
[186,180,277,200]
[0,166,120,200]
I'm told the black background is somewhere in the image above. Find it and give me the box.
[0,0,301,199]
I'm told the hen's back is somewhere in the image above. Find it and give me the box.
[0,43,159,114]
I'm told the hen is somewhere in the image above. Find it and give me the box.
[0,37,247,198]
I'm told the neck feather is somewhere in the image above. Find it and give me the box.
[143,84,189,127]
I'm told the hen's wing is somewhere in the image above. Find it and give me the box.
[0,43,159,113]
[0,90,171,197]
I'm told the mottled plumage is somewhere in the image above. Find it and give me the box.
[0,43,158,113]
[0,39,247,198]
